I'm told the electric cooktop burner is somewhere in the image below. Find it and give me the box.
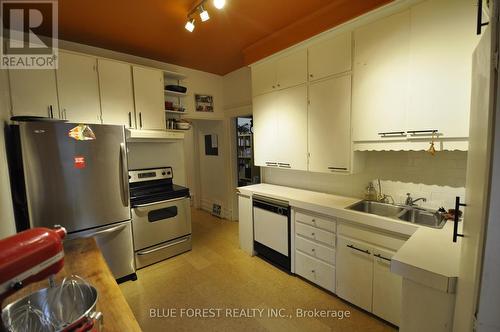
[128,167,189,207]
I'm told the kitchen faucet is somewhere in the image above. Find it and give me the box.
[405,193,427,206]
[377,179,395,204]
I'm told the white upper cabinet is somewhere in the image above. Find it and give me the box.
[275,84,308,170]
[251,49,307,96]
[56,52,102,124]
[407,0,478,139]
[132,66,165,130]
[308,75,351,173]
[253,91,278,167]
[98,59,135,128]
[9,69,60,118]
[251,60,276,96]
[253,84,307,170]
[352,10,410,142]
[275,49,307,90]
[308,32,352,81]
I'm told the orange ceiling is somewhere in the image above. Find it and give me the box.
[57,0,392,75]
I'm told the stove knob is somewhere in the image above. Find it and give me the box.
[162,172,166,176]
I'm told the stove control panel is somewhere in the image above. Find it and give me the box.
[129,167,173,183]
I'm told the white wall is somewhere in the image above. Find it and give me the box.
[0,69,16,238]
[263,151,467,210]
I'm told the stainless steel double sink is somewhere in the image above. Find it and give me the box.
[347,200,447,229]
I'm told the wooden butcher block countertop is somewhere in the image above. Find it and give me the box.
[4,238,142,332]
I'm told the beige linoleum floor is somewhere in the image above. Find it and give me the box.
[120,208,396,332]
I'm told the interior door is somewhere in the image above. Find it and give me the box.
[453,24,496,331]
[98,59,135,128]
[56,52,102,123]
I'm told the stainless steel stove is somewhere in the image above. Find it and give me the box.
[129,167,191,269]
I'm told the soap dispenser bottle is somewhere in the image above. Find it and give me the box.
[365,182,378,201]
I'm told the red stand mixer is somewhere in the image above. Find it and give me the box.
[0,227,101,332]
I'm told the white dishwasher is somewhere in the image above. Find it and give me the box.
[253,195,291,271]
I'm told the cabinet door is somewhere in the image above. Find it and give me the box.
[276,84,308,170]
[9,69,59,118]
[372,248,402,326]
[57,52,101,124]
[308,75,351,173]
[275,49,307,90]
[308,32,352,81]
[251,61,276,96]
[336,236,373,311]
[98,59,135,128]
[352,11,410,141]
[253,91,278,167]
[132,66,165,130]
[407,0,478,138]
[238,194,253,255]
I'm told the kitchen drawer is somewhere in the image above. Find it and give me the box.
[296,222,335,247]
[337,221,407,251]
[295,250,335,293]
[296,235,336,265]
[295,211,336,233]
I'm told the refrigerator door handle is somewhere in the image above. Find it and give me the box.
[76,223,128,238]
[120,143,130,206]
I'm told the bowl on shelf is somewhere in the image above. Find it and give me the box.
[165,85,187,93]
[175,122,191,130]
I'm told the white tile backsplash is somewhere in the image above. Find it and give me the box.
[262,151,467,211]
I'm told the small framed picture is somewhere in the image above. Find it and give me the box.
[195,94,214,112]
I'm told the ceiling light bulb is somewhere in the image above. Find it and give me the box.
[213,0,225,9]
[185,19,195,32]
[199,6,210,22]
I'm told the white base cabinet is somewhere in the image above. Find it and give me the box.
[336,222,406,326]
[294,210,336,293]
[336,236,374,311]
[238,193,254,255]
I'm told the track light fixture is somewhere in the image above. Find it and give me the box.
[185,0,225,32]
[185,18,195,32]
[199,5,210,22]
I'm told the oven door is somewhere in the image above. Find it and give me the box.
[131,196,191,250]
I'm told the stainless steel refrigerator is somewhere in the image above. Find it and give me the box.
[9,121,136,281]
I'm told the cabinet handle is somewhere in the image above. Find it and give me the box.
[477,0,489,35]
[278,163,291,168]
[407,129,438,135]
[309,74,314,78]
[378,131,405,137]
[311,232,315,236]
[328,167,348,171]
[311,248,315,252]
[311,269,315,273]
[374,253,391,262]
[272,85,275,89]
[139,112,143,129]
[277,83,281,87]
[312,219,316,222]
[128,112,132,128]
[453,196,466,242]
[48,105,53,118]
[265,161,278,167]
[347,244,371,255]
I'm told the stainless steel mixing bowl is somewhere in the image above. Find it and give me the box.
[1,277,99,332]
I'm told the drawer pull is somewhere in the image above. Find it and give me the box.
[311,233,315,236]
[312,219,316,222]
[311,248,315,252]
[374,253,391,262]
[311,270,315,273]
[347,244,371,255]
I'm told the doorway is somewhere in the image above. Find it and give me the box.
[236,116,260,187]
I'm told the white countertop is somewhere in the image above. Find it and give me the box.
[238,183,461,293]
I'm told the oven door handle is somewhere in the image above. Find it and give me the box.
[137,237,189,255]
[133,196,189,208]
